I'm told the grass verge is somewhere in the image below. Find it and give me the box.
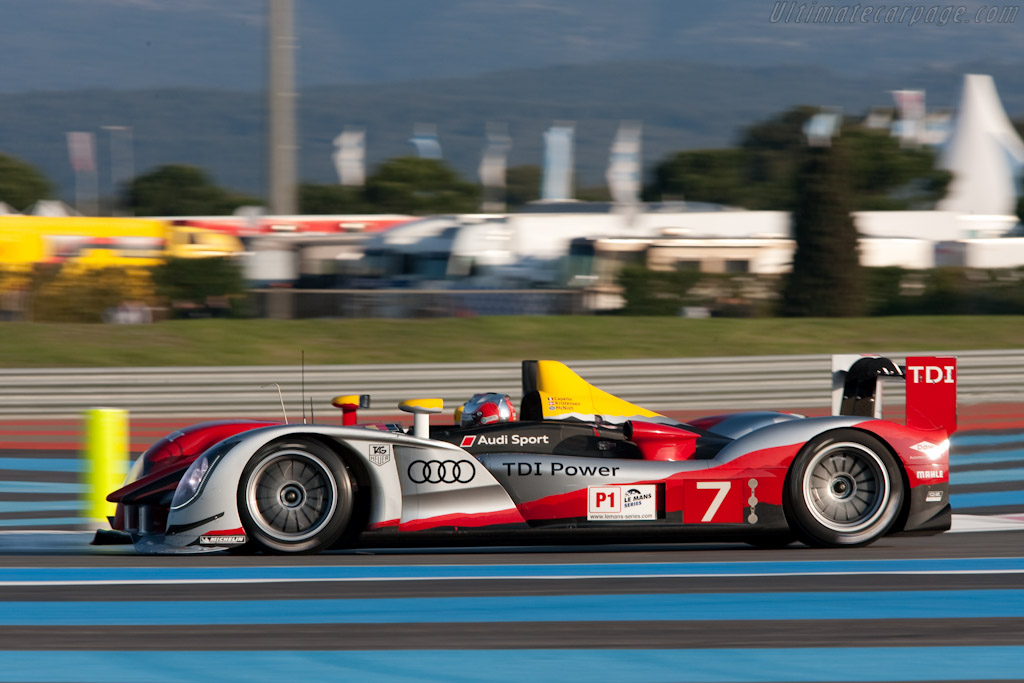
[0,315,1017,367]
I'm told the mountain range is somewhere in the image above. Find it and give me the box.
[4,1,1021,91]
[0,1,1021,203]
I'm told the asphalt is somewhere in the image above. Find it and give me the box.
[0,529,1022,652]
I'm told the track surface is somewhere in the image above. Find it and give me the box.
[0,412,1023,681]
[0,529,1023,681]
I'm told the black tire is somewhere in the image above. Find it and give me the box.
[784,429,903,548]
[237,438,354,554]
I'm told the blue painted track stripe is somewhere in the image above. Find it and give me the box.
[3,557,1024,585]
[951,449,1024,466]
[951,490,1024,508]
[0,501,84,514]
[0,482,84,494]
[0,647,1021,683]
[951,467,1024,485]
[953,433,1024,446]
[1,589,1022,626]
[0,517,83,528]
[0,458,83,473]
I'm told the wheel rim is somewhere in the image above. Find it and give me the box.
[802,441,890,533]
[245,449,338,542]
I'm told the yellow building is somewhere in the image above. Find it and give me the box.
[0,216,241,268]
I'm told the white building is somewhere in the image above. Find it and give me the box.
[939,74,1024,216]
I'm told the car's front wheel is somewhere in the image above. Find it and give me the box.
[785,429,903,548]
[237,438,354,554]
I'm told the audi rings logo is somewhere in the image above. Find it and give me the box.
[408,459,476,484]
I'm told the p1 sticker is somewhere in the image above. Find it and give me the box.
[587,484,656,520]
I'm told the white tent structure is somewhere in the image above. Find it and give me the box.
[25,200,80,217]
[939,74,1024,216]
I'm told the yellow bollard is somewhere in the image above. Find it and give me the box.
[83,408,128,523]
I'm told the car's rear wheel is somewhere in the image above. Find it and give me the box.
[237,438,354,554]
[785,429,903,548]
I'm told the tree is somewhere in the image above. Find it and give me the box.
[575,183,612,203]
[364,157,480,215]
[0,153,53,210]
[780,138,865,317]
[151,257,246,317]
[842,127,951,210]
[126,165,259,216]
[647,106,950,211]
[616,265,701,315]
[505,165,542,208]
[646,107,813,209]
[1013,118,1024,142]
[298,183,369,214]
[646,149,744,205]
[30,265,156,323]
[735,105,818,209]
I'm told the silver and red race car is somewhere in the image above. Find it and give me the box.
[102,355,957,553]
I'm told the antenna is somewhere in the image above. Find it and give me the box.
[260,383,288,424]
[301,350,306,424]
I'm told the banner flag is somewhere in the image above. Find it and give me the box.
[410,124,442,159]
[66,131,97,173]
[803,110,842,147]
[479,123,511,189]
[606,122,642,205]
[332,126,366,186]
[541,123,574,201]
[891,90,926,145]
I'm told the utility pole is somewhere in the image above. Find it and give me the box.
[102,125,134,215]
[268,0,298,215]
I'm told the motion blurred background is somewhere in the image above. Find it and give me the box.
[0,0,1022,323]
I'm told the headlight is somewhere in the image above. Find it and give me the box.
[170,437,240,509]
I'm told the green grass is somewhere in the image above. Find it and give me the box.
[0,316,1018,367]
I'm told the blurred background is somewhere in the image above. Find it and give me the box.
[0,0,1022,322]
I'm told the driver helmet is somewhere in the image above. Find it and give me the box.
[459,392,517,427]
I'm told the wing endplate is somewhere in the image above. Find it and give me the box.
[522,360,664,423]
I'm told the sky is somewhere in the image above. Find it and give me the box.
[1,0,1020,93]
[1,0,1021,201]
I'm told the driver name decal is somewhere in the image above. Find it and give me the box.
[546,395,582,412]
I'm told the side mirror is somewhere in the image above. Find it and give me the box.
[332,394,371,426]
[399,398,444,438]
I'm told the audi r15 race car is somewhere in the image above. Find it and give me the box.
[101,355,957,554]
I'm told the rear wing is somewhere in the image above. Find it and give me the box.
[520,360,665,423]
[831,355,957,434]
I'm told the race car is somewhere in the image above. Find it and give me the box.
[101,355,957,554]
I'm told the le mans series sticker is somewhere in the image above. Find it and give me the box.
[587,485,656,520]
